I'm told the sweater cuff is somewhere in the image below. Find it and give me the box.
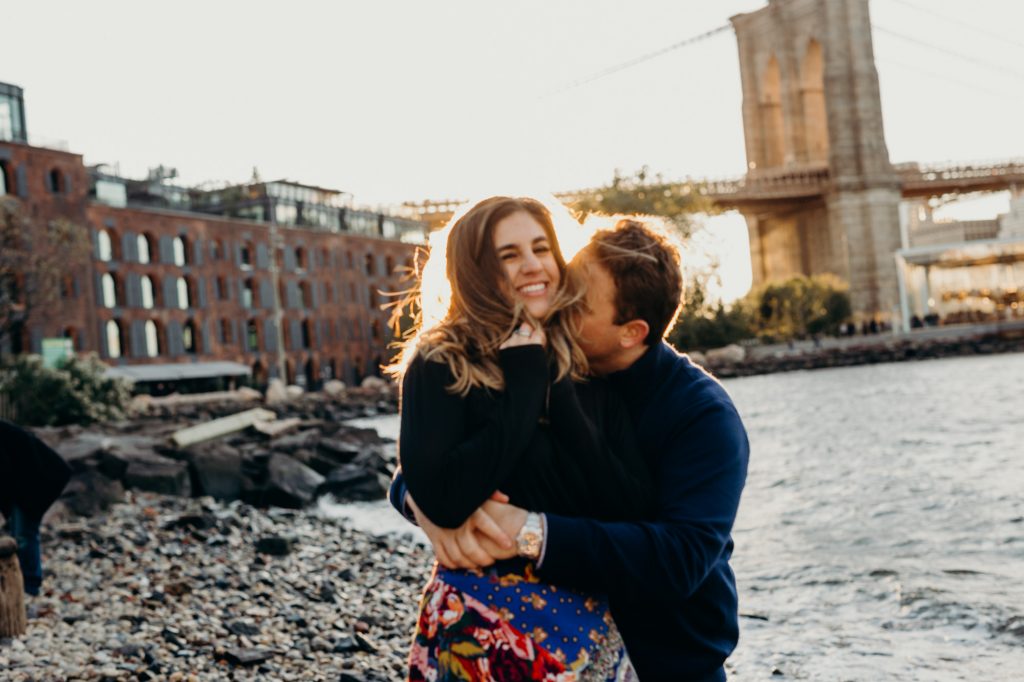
[497,344,548,376]
[533,512,589,583]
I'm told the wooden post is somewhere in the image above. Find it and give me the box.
[0,536,27,637]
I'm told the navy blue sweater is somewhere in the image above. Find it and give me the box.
[389,342,749,680]
[538,342,749,681]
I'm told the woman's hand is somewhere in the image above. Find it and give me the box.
[406,491,514,570]
[499,323,546,350]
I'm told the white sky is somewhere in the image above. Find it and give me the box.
[5,0,1023,301]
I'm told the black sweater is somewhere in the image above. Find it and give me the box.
[398,345,654,529]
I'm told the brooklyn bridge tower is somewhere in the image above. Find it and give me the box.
[730,0,901,320]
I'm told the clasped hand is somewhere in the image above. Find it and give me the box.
[406,492,528,570]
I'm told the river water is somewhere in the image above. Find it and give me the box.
[333,353,1024,681]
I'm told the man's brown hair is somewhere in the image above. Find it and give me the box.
[585,218,684,345]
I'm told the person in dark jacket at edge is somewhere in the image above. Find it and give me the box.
[391,218,750,681]
[1,419,72,596]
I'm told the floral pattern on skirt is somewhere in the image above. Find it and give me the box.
[408,560,634,681]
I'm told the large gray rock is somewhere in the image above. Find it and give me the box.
[186,442,243,500]
[706,343,746,366]
[62,470,125,516]
[264,378,288,405]
[261,453,325,509]
[316,464,388,502]
[124,456,192,497]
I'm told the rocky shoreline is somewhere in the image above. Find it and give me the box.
[2,491,432,681]
[29,383,401,521]
[695,330,1024,378]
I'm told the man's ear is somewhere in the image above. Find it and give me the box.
[619,319,649,349]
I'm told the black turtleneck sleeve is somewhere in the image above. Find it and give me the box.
[398,346,548,528]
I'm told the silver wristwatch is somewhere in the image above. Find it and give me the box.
[516,512,544,560]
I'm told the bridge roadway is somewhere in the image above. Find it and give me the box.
[399,159,1024,227]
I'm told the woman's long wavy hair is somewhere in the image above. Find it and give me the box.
[387,196,588,396]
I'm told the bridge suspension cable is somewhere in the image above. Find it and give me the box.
[542,23,732,98]
[878,58,1006,98]
[885,0,1024,51]
[873,25,1024,82]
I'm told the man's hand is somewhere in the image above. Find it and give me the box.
[474,499,528,561]
[406,492,515,570]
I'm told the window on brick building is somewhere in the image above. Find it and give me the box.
[0,160,10,195]
[346,251,354,268]
[212,238,225,261]
[176,277,189,309]
[240,240,253,269]
[246,319,259,352]
[368,287,378,309]
[183,320,198,354]
[221,319,232,345]
[371,319,382,342]
[216,275,228,301]
[144,320,161,357]
[300,281,312,309]
[97,230,113,262]
[385,255,395,275]
[101,273,118,308]
[172,236,187,266]
[140,276,155,309]
[296,247,307,271]
[243,279,255,309]
[62,327,79,351]
[137,234,152,264]
[365,253,375,276]
[301,319,312,349]
[105,320,123,359]
[47,169,64,194]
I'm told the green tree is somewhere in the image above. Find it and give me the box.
[566,166,713,236]
[0,197,90,357]
[739,274,852,341]
[0,353,131,426]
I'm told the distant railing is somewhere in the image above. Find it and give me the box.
[0,389,17,422]
[897,158,1024,189]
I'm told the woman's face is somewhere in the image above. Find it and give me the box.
[492,211,561,319]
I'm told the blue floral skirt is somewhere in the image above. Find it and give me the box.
[408,559,636,681]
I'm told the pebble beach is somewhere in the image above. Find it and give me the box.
[2,492,432,681]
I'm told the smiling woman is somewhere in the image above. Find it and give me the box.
[385,195,655,679]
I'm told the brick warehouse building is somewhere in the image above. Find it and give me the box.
[0,81,422,390]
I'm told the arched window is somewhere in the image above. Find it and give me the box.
[246,319,259,352]
[365,253,376,275]
[176,276,189,309]
[240,240,253,268]
[801,39,828,162]
[144,320,161,357]
[172,236,186,266]
[140,276,155,309]
[97,230,113,262]
[101,273,117,308]
[301,319,313,349]
[760,54,785,168]
[62,326,79,351]
[105,320,122,358]
[137,234,152,264]
[0,160,10,196]
[296,247,307,271]
[300,281,312,308]
[183,319,198,354]
[47,169,64,194]
[242,278,255,309]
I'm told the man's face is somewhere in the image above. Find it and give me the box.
[576,258,625,375]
